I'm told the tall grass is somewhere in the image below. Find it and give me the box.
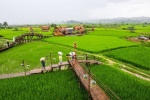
[0,27,54,39]
[0,41,77,74]
[43,35,137,53]
[104,46,150,71]
[0,70,88,100]
[89,65,150,100]
[87,29,140,37]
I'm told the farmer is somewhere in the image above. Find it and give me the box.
[40,57,46,71]
[58,52,63,64]
[13,37,15,42]
[69,52,75,60]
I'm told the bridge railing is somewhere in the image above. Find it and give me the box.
[80,63,121,100]
[76,54,100,61]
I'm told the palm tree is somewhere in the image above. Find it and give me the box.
[3,21,8,29]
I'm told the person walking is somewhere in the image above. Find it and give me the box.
[40,57,46,71]
[58,52,63,64]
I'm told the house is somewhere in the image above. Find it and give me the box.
[53,26,85,36]
[41,26,50,31]
[73,25,85,34]
[53,27,66,36]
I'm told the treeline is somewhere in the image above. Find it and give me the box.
[0,21,10,29]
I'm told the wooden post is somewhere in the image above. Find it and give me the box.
[59,65,61,71]
[86,54,88,66]
[88,69,91,100]
[73,42,77,60]
[94,56,95,61]
[50,53,52,68]
[94,56,96,65]
[22,60,26,76]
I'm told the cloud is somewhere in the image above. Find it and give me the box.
[88,0,150,19]
[0,0,150,24]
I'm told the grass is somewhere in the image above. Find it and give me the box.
[87,28,140,37]
[89,64,150,100]
[0,27,54,39]
[0,37,12,49]
[43,35,137,53]
[0,25,150,99]
[0,41,78,74]
[0,70,88,100]
[104,46,150,71]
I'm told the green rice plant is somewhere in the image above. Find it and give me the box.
[0,27,54,40]
[104,46,150,71]
[43,35,137,53]
[89,65,150,100]
[87,29,140,37]
[0,41,79,74]
[0,70,88,100]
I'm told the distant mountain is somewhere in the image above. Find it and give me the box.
[84,17,150,24]
[67,20,82,24]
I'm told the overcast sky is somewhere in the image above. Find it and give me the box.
[0,0,150,24]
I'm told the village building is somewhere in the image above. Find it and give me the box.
[41,26,50,31]
[53,25,84,36]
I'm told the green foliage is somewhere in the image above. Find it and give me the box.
[104,46,150,70]
[0,24,150,99]
[0,28,54,39]
[43,35,137,53]
[50,23,57,27]
[83,24,94,28]
[127,26,135,33]
[87,29,139,37]
[0,41,77,74]
[89,65,150,100]
[14,27,19,31]
[0,23,2,29]
[0,70,88,100]
[3,22,8,28]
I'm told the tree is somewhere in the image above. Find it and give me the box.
[0,23,2,29]
[3,21,8,29]
[127,26,135,33]
[50,23,56,27]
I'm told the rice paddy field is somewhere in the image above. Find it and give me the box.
[43,35,137,53]
[0,41,78,74]
[0,24,150,100]
[89,64,150,100]
[0,27,54,39]
[0,70,88,100]
[104,46,150,71]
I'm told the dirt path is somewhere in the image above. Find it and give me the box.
[92,54,150,82]
[77,51,150,82]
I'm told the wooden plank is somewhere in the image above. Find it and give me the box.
[69,60,109,100]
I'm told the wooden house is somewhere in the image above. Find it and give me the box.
[53,26,85,36]
[41,26,50,31]
[53,27,66,36]
[73,25,85,34]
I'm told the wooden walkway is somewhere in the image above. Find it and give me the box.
[0,62,70,79]
[0,59,109,100]
[69,60,109,100]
